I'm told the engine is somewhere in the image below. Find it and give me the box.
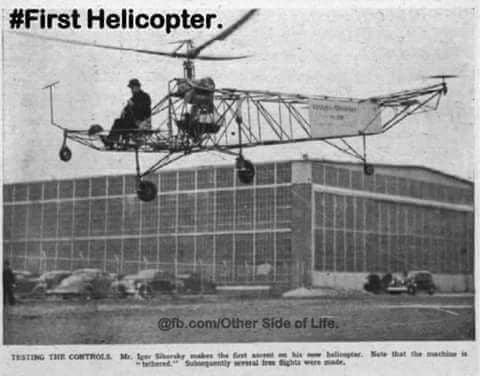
[171,77,222,139]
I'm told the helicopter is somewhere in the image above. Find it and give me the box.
[12,9,453,201]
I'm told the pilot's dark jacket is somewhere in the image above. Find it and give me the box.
[130,90,151,122]
[3,263,16,305]
[104,89,152,146]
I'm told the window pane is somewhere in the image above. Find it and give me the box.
[73,200,89,237]
[178,171,195,190]
[42,202,57,238]
[235,234,253,281]
[75,179,90,198]
[216,167,233,187]
[122,238,138,263]
[13,205,27,239]
[178,193,195,232]
[28,203,42,239]
[236,189,253,230]
[90,199,106,236]
[197,168,214,189]
[29,183,42,201]
[345,231,354,272]
[276,163,291,183]
[256,164,274,185]
[158,236,175,264]
[197,192,215,232]
[197,235,214,264]
[58,201,73,237]
[325,166,337,186]
[325,230,334,271]
[160,172,177,192]
[108,175,123,196]
[140,237,157,265]
[334,195,345,229]
[216,191,233,230]
[338,168,350,188]
[91,177,106,197]
[44,182,58,200]
[14,184,28,201]
[158,194,176,233]
[59,180,73,199]
[312,163,324,184]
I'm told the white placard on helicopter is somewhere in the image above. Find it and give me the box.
[308,98,382,138]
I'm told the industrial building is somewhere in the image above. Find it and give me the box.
[2,159,474,292]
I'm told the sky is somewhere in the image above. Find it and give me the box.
[2,6,476,183]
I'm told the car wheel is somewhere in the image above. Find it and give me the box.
[114,285,127,299]
[407,286,416,295]
[31,285,46,298]
[428,287,435,295]
[139,285,153,299]
[82,286,94,300]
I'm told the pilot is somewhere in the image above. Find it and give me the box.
[103,78,152,147]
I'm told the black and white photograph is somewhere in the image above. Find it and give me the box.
[1,1,478,374]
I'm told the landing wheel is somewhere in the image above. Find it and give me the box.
[363,163,374,176]
[59,146,72,162]
[137,180,157,202]
[236,157,255,184]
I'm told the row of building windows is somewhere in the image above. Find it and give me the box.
[312,163,473,205]
[314,193,473,274]
[3,187,292,241]
[3,163,292,202]
[314,229,472,274]
[4,232,292,282]
[314,193,473,238]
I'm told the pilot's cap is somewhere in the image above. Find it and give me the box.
[127,78,141,88]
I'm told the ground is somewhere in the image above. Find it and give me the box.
[3,293,474,344]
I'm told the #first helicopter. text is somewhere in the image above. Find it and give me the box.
[13,9,222,33]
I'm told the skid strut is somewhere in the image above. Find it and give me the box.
[59,130,72,162]
[361,134,374,176]
[234,99,255,184]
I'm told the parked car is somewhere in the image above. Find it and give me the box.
[176,272,216,294]
[38,270,72,290]
[386,270,436,295]
[13,270,42,297]
[47,268,113,299]
[405,270,436,295]
[111,269,176,298]
[363,273,382,294]
[385,274,410,294]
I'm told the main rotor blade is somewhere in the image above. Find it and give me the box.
[424,74,459,79]
[195,54,251,61]
[10,30,252,61]
[189,9,258,58]
[10,30,181,58]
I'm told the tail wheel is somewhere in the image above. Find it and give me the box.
[59,146,72,162]
[236,157,255,184]
[364,163,374,176]
[137,180,157,202]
